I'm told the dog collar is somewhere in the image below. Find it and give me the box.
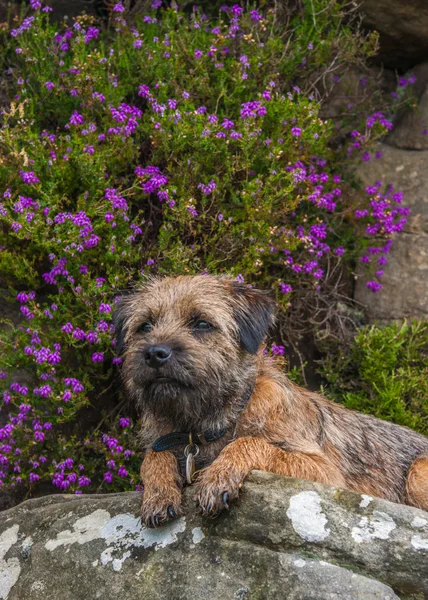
[151,382,255,453]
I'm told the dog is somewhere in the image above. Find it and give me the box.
[113,275,428,527]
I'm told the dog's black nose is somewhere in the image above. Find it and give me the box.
[145,345,172,369]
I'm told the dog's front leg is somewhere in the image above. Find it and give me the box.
[140,450,183,528]
[195,436,345,516]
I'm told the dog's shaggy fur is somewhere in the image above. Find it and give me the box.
[114,275,428,527]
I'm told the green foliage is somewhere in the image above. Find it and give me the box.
[319,321,428,434]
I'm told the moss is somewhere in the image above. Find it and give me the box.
[318,320,428,434]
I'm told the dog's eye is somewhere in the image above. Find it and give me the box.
[138,322,152,333]
[192,320,213,331]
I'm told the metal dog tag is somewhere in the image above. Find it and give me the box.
[184,444,199,484]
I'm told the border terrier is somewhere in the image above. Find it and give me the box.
[113,275,428,527]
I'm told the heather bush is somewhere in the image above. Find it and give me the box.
[0,0,411,498]
[319,321,428,435]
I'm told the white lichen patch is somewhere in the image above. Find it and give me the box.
[0,524,21,600]
[286,491,330,542]
[45,509,111,551]
[411,535,428,551]
[411,516,427,529]
[102,513,186,553]
[101,548,131,573]
[351,511,396,544]
[191,527,205,545]
[359,495,373,509]
[293,558,306,568]
[30,581,45,593]
[44,509,186,572]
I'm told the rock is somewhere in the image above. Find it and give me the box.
[358,0,428,70]
[1,471,428,599]
[355,143,428,321]
[319,67,396,123]
[387,62,428,150]
[317,67,396,143]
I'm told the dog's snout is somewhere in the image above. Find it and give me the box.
[145,345,172,369]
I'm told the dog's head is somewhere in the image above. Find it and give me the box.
[113,275,275,424]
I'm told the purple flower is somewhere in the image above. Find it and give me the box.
[45,82,55,91]
[117,466,128,477]
[119,417,131,428]
[63,390,72,402]
[20,171,40,185]
[33,385,52,398]
[34,431,45,442]
[29,473,40,483]
[85,27,99,44]
[250,9,262,22]
[104,471,113,483]
[291,128,302,137]
[366,281,382,292]
[92,352,104,363]
[230,4,243,17]
[198,180,216,195]
[271,344,285,356]
[86,331,98,344]
[72,328,86,341]
[113,2,125,12]
[99,303,112,314]
[69,111,84,126]
[61,322,74,334]
[221,118,234,130]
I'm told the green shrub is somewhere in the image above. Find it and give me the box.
[318,321,428,434]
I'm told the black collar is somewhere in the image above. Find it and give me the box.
[152,382,255,452]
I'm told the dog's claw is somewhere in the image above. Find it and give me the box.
[146,515,159,528]
[222,491,229,507]
[167,505,176,519]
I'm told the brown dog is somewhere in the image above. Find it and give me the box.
[113,275,428,527]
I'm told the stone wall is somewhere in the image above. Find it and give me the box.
[355,63,428,322]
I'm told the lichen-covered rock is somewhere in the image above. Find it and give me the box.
[1,472,427,599]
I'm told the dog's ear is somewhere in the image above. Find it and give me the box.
[229,282,276,354]
[112,294,134,356]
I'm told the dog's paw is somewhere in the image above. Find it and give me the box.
[140,489,183,528]
[194,472,242,517]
